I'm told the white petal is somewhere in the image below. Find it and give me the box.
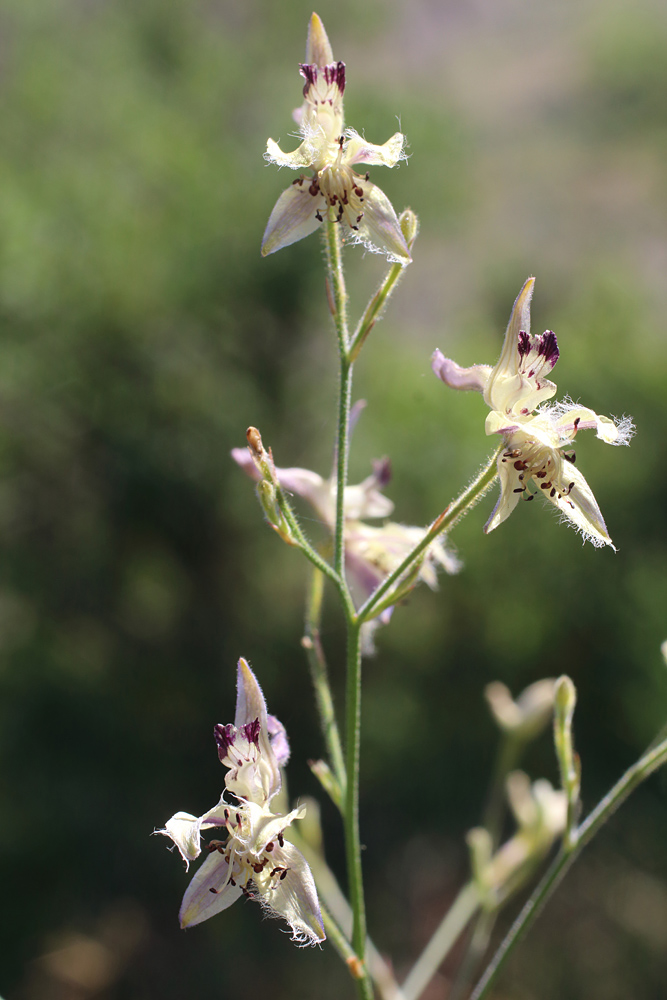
[484,456,522,533]
[261,183,322,257]
[258,842,325,944]
[160,811,203,866]
[432,349,491,393]
[179,850,243,928]
[487,371,557,416]
[265,137,315,170]
[241,801,306,854]
[551,406,633,446]
[345,130,405,168]
[352,179,410,262]
[199,796,232,832]
[485,409,522,437]
[544,463,613,548]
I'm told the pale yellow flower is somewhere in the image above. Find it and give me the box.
[262,14,410,262]
[433,278,634,547]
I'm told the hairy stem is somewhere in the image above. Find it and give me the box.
[345,620,367,960]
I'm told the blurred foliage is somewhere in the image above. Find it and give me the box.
[0,1,666,999]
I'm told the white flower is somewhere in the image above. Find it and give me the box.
[432,277,634,548]
[159,659,325,945]
[261,13,410,262]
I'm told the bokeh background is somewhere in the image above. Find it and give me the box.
[1,0,667,998]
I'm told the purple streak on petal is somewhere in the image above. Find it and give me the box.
[214,723,236,762]
[517,331,530,358]
[299,63,317,95]
[241,718,261,747]
[323,61,345,94]
[267,714,290,767]
[537,330,559,367]
[372,456,392,489]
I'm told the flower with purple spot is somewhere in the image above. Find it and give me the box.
[158,659,325,945]
[261,13,410,262]
[432,277,634,547]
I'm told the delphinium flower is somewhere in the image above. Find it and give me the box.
[159,658,325,944]
[432,277,634,547]
[232,435,460,618]
[261,13,410,262]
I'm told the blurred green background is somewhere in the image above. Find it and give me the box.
[1,0,666,998]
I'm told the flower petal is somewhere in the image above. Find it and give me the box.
[544,462,613,548]
[179,850,243,928]
[160,811,203,866]
[551,405,634,446]
[264,137,315,170]
[261,183,322,257]
[484,455,523,533]
[350,179,411,262]
[345,130,405,168]
[432,349,491,393]
[258,841,325,944]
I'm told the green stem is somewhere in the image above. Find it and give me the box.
[356,448,501,623]
[349,259,405,362]
[335,354,353,580]
[304,566,347,801]
[470,733,667,1000]
[401,881,480,1000]
[323,220,356,593]
[344,620,367,961]
[322,220,372,1000]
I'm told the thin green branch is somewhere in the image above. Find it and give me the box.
[470,733,667,1000]
[349,260,405,362]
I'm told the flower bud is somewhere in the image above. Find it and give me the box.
[398,208,419,253]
